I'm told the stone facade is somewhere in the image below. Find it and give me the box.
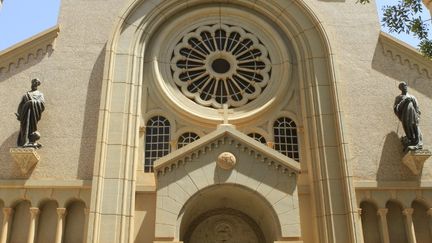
[0,0,431,242]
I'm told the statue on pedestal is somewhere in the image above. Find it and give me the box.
[393,82,422,151]
[15,78,45,148]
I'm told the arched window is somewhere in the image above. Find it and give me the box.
[273,117,299,161]
[247,133,266,144]
[359,201,380,243]
[177,132,200,149]
[144,116,171,172]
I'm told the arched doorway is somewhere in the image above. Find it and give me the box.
[178,184,282,243]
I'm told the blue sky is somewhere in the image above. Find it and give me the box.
[0,0,429,52]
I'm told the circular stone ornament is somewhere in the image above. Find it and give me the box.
[217,152,237,170]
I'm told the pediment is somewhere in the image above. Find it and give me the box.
[154,125,301,176]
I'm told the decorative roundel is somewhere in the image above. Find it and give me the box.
[171,24,271,109]
[217,152,236,170]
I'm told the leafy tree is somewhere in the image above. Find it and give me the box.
[358,0,432,58]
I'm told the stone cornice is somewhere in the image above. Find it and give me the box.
[0,25,60,74]
[379,31,432,78]
[154,125,301,176]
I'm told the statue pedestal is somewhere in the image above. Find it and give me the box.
[9,147,40,175]
[402,149,432,175]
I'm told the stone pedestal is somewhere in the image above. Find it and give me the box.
[402,149,432,175]
[9,148,40,175]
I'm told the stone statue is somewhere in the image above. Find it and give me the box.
[393,82,422,151]
[15,78,45,148]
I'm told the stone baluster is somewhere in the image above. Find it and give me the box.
[55,208,67,243]
[403,208,417,243]
[0,208,13,243]
[27,207,40,243]
[377,208,390,243]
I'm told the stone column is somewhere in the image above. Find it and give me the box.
[55,208,67,243]
[377,208,390,243]
[403,208,417,243]
[356,208,365,242]
[27,207,40,243]
[427,208,432,238]
[83,208,90,243]
[0,208,13,243]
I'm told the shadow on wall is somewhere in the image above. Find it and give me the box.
[377,132,420,184]
[371,40,432,100]
[77,46,105,179]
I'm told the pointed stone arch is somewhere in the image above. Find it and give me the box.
[89,0,360,242]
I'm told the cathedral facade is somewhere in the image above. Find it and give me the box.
[1,0,432,242]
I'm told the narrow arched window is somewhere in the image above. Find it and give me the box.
[247,133,266,144]
[144,116,171,172]
[177,132,200,149]
[273,117,299,161]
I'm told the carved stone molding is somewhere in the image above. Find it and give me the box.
[0,25,59,74]
[9,147,40,175]
[402,149,432,175]
[379,32,432,78]
[217,152,236,170]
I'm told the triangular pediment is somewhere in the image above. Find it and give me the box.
[154,125,301,176]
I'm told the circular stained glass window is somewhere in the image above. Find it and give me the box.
[171,24,271,108]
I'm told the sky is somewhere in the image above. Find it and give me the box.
[0,0,430,52]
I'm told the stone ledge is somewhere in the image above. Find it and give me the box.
[9,147,40,175]
[402,149,432,175]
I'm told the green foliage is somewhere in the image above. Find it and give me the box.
[358,0,432,58]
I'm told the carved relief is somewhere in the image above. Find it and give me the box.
[217,152,236,170]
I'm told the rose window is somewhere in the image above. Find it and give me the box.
[171,24,271,108]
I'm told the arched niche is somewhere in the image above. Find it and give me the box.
[36,200,58,243]
[64,200,86,243]
[359,201,380,243]
[90,0,358,242]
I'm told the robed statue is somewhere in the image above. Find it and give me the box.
[15,78,45,148]
[393,82,422,151]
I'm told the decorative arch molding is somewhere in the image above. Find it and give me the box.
[177,184,281,243]
[90,0,359,243]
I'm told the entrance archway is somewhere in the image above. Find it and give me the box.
[178,184,280,243]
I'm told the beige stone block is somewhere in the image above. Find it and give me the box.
[107,112,127,145]
[155,209,176,226]
[100,178,124,215]
[167,181,191,205]
[173,168,199,196]
[159,196,182,215]
[183,160,210,190]
[281,1,315,30]
[98,214,120,242]
[24,189,52,206]
[102,144,126,178]
[155,223,175,238]
[51,189,82,208]
[109,81,130,113]
[112,54,131,84]
[272,196,293,214]
[0,189,26,207]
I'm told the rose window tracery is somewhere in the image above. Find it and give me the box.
[171,24,271,108]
